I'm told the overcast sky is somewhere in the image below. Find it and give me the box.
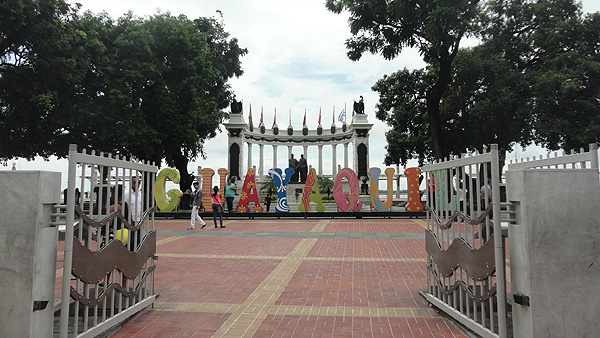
[6,0,600,189]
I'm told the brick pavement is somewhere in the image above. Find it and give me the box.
[96,218,467,337]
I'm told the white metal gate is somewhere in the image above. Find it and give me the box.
[420,144,507,338]
[58,144,158,337]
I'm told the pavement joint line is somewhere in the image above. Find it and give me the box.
[156,236,185,245]
[211,220,327,337]
[413,219,428,230]
[155,302,440,319]
[157,253,427,262]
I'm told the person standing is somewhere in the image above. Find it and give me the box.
[212,186,225,228]
[455,182,467,212]
[188,181,207,230]
[480,179,492,209]
[124,176,143,224]
[224,178,237,212]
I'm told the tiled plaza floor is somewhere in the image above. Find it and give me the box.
[101,218,467,337]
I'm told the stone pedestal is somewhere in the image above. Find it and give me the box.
[0,171,61,338]
[506,169,600,337]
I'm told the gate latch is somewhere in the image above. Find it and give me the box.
[514,294,530,306]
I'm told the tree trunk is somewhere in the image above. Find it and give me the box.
[426,56,453,160]
[172,153,193,193]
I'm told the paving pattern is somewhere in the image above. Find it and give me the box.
[68,218,467,337]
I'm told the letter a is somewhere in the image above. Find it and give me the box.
[236,168,263,213]
[299,168,325,212]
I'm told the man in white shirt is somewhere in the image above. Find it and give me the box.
[124,176,143,224]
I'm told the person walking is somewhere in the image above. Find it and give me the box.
[212,186,225,228]
[224,178,237,212]
[188,181,207,230]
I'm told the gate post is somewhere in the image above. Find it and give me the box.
[0,171,61,338]
[506,169,600,337]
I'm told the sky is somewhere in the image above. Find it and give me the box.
[4,0,600,190]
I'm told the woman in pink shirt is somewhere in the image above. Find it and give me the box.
[211,186,225,228]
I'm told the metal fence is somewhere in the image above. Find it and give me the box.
[420,144,507,338]
[58,144,158,338]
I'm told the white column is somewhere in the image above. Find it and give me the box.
[247,142,253,174]
[344,142,349,168]
[318,145,323,176]
[303,145,308,159]
[332,144,337,176]
[272,145,278,171]
[259,144,264,181]
[288,145,293,167]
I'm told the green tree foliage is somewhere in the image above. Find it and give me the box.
[445,0,600,155]
[316,175,334,197]
[326,0,482,159]
[0,0,81,158]
[0,3,247,190]
[480,0,600,151]
[343,0,599,166]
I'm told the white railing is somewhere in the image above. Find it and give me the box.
[58,144,158,338]
[508,143,598,171]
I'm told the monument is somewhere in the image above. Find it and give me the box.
[223,98,373,183]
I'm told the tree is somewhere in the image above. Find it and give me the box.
[326,0,481,159]
[1,7,248,191]
[372,68,433,166]
[316,176,334,198]
[363,0,599,166]
[451,0,600,154]
[0,0,84,159]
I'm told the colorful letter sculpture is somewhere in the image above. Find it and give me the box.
[404,167,423,212]
[368,167,395,211]
[218,168,228,192]
[432,169,454,211]
[299,168,325,212]
[333,168,362,212]
[268,167,294,212]
[200,168,215,212]
[154,168,183,212]
[236,168,263,213]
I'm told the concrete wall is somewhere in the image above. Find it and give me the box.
[506,169,600,337]
[0,171,60,338]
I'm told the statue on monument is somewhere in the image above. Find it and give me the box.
[289,154,300,183]
[230,97,242,114]
[299,154,308,183]
[353,95,365,114]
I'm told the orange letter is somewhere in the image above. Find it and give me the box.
[404,167,423,212]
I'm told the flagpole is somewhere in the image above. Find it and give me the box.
[332,105,335,124]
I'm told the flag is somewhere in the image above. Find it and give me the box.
[338,108,346,123]
[249,104,253,129]
[272,108,277,128]
[259,108,264,128]
[318,108,322,125]
[303,110,307,126]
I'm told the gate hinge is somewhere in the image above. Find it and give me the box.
[514,294,530,306]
